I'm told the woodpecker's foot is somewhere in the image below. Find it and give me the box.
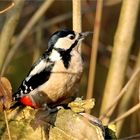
[42,103,63,114]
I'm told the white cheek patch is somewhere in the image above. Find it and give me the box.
[26,60,47,81]
[54,37,75,50]
[49,50,61,61]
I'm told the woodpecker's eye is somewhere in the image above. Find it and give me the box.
[69,35,75,40]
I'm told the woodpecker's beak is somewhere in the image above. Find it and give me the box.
[79,31,92,40]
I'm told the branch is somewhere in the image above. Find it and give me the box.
[2,108,106,140]
[100,0,140,124]
[99,68,140,121]
[116,48,140,135]
[32,6,93,34]
[0,1,15,14]
[0,0,24,73]
[1,0,55,75]
[109,102,140,124]
[86,0,103,113]
[72,0,82,52]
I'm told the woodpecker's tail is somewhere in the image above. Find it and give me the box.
[10,101,22,109]
[9,101,25,113]
[10,90,25,110]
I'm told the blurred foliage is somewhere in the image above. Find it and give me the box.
[0,0,140,139]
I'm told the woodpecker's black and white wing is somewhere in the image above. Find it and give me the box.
[13,52,55,101]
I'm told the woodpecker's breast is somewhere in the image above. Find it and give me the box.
[31,50,83,104]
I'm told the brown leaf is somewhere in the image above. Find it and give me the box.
[68,98,95,113]
[0,77,12,111]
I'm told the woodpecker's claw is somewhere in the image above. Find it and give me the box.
[42,103,63,114]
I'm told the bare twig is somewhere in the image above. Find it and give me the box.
[100,0,140,124]
[116,48,140,135]
[109,103,140,125]
[33,6,93,34]
[72,0,82,32]
[99,68,140,121]
[33,12,71,33]
[139,81,140,102]
[86,0,103,113]
[1,0,55,75]
[0,1,24,139]
[104,0,121,6]
[0,0,25,74]
[121,133,140,140]
[72,0,82,52]
[0,1,15,14]
[4,111,12,140]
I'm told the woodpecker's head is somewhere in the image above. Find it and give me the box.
[48,29,90,52]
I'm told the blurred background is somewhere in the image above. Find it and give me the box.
[0,0,140,139]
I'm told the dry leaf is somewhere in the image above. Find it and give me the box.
[0,77,12,111]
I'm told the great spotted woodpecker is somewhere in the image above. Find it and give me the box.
[11,29,90,109]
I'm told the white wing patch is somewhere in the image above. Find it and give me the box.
[26,60,47,81]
